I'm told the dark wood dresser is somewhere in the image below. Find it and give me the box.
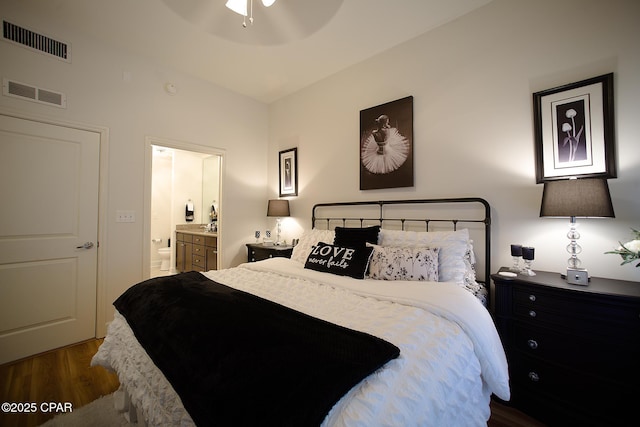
[246,243,293,262]
[492,268,640,426]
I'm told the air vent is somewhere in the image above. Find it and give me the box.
[2,20,71,62]
[2,78,67,108]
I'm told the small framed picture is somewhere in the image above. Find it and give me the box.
[279,147,298,197]
[533,73,616,183]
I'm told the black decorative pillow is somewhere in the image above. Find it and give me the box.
[304,242,374,279]
[334,226,380,249]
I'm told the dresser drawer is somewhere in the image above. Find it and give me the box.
[192,244,205,257]
[510,354,635,424]
[513,285,640,336]
[510,321,637,381]
[192,244,205,268]
[176,232,193,243]
[247,245,293,262]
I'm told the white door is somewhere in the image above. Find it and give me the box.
[0,114,100,364]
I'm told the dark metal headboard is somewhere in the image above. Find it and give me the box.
[311,197,491,287]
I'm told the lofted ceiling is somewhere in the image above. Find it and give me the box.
[9,0,492,103]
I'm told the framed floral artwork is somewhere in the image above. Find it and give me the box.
[279,147,297,197]
[533,73,616,183]
[360,96,414,190]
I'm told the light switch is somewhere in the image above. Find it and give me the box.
[116,210,135,223]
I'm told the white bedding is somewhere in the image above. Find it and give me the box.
[93,258,510,426]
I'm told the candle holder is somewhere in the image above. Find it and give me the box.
[510,244,523,272]
[521,246,536,276]
[254,230,260,243]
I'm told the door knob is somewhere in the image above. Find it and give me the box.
[76,242,94,249]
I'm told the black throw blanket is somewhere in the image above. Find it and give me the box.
[114,271,400,426]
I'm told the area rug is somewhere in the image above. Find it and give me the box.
[39,392,129,427]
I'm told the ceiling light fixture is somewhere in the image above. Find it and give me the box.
[225,0,276,28]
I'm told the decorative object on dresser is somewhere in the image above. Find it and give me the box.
[246,243,293,262]
[492,268,640,427]
[539,177,615,285]
[267,199,290,245]
[520,247,535,276]
[532,73,616,183]
[510,244,522,272]
[605,227,640,267]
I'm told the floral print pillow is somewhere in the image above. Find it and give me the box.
[368,245,439,281]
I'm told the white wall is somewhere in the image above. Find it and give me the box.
[172,150,205,226]
[150,152,172,266]
[268,0,640,283]
[1,3,270,331]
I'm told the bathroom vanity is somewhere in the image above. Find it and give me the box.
[175,229,218,272]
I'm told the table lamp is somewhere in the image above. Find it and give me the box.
[539,177,614,285]
[267,199,290,245]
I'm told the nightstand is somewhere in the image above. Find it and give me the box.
[246,243,293,262]
[492,268,640,426]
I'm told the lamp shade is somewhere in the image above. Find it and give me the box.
[540,178,615,218]
[267,199,290,217]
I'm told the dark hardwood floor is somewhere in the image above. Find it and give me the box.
[1,339,545,426]
[489,399,547,427]
[0,339,120,427]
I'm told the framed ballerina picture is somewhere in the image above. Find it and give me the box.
[360,96,414,190]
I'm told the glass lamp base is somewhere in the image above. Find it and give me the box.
[510,256,521,272]
[520,260,536,276]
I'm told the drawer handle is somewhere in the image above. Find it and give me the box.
[529,294,536,302]
[528,371,540,382]
[529,310,537,318]
[527,339,538,350]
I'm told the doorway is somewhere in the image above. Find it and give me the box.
[143,137,224,279]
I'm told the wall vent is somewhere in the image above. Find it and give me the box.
[2,19,71,62]
[2,78,67,108]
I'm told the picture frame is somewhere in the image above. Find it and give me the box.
[359,96,414,190]
[533,73,616,183]
[279,147,298,197]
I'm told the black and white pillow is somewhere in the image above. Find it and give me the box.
[368,244,439,281]
[334,226,380,249]
[304,242,374,279]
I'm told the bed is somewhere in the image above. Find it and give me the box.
[92,198,510,426]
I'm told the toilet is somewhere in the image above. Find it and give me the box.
[158,247,171,271]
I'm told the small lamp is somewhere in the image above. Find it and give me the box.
[540,177,615,284]
[267,199,290,245]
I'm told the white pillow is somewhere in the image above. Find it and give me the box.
[368,244,439,281]
[378,228,470,285]
[291,229,336,264]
